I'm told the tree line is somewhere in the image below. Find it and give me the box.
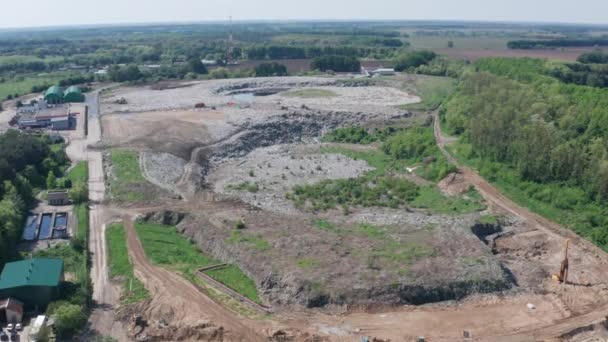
[507,38,608,49]
[246,45,402,60]
[0,131,68,267]
[443,57,608,248]
[311,55,361,72]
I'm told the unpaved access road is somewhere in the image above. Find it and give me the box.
[122,215,268,341]
[65,91,125,339]
[432,111,608,340]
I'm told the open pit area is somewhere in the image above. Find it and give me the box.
[99,75,608,340]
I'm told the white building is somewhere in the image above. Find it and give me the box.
[370,68,396,76]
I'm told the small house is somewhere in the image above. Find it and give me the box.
[0,298,23,324]
[48,190,69,206]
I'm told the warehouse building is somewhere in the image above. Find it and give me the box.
[44,86,64,104]
[63,86,84,103]
[0,258,64,309]
[17,104,76,131]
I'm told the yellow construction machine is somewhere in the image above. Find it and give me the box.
[552,239,570,284]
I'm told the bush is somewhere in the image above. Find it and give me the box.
[381,127,439,161]
[52,303,87,338]
[255,62,288,77]
[69,182,88,204]
[235,219,246,229]
[290,175,419,211]
[209,68,229,79]
[323,126,405,144]
[393,51,437,71]
[107,64,143,82]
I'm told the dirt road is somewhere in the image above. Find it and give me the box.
[64,91,125,339]
[122,215,267,341]
[432,111,608,340]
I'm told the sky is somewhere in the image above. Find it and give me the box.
[1,0,607,29]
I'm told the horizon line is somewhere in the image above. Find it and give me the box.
[1,18,608,32]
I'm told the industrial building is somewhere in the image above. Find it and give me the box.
[44,86,64,104]
[17,103,76,131]
[42,85,85,104]
[0,258,64,309]
[63,86,84,103]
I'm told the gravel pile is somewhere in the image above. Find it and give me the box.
[141,152,188,194]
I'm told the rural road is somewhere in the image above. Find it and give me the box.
[64,90,123,338]
[432,111,608,340]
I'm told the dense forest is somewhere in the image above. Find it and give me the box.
[0,131,67,267]
[443,57,608,248]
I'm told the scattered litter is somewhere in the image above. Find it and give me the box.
[527,303,536,310]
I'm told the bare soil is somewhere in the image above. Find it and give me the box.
[93,76,608,341]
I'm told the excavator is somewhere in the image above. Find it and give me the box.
[552,239,570,284]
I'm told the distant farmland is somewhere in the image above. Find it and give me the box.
[435,47,596,62]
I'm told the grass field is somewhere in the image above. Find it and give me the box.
[411,186,486,214]
[400,75,457,112]
[106,223,150,304]
[67,161,88,185]
[135,222,261,304]
[109,149,146,202]
[283,88,338,98]
[0,71,76,100]
[73,204,88,245]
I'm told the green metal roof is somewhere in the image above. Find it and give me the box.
[0,258,63,289]
[64,86,81,95]
[44,85,63,98]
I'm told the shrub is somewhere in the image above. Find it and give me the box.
[52,303,87,338]
[393,51,437,71]
[255,62,288,77]
[235,219,246,229]
[381,127,439,161]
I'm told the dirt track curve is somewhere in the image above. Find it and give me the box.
[122,215,267,341]
[433,111,608,340]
